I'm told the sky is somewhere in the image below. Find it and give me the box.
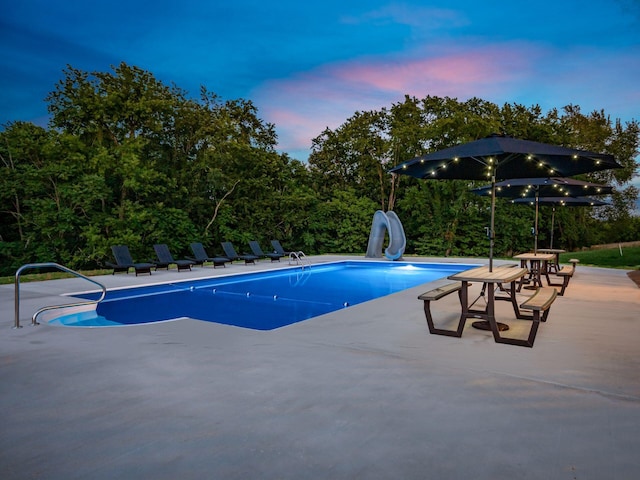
[1,0,639,169]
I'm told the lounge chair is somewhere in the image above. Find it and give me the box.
[187,242,230,268]
[106,245,154,276]
[271,239,291,257]
[221,241,259,265]
[153,244,195,272]
[271,239,308,265]
[248,240,283,262]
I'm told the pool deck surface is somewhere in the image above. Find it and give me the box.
[2,255,640,479]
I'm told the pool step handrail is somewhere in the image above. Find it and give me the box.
[288,251,311,268]
[14,262,107,329]
[289,266,312,287]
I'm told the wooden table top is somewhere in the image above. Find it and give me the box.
[513,252,556,261]
[448,265,528,283]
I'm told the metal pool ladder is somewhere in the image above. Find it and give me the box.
[288,251,311,269]
[14,262,107,329]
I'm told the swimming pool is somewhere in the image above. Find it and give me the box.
[47,261,473,329]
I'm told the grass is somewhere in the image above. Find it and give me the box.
[1,269,112,285]
[559,246,640,269]
[1,247,638,285]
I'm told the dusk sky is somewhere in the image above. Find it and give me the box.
[2,0,639,166]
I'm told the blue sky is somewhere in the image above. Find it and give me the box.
[1,0,639,167]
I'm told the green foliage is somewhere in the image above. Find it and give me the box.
[0,63,303,274]
[310,95,639,259]
[1,63,638,276]
[306,189,378,253]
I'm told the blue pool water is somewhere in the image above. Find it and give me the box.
[49,261,472,329]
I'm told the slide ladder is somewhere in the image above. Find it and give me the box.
[365,210,406,261]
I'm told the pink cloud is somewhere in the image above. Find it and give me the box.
[332,47,532,97]
[251,42,546,158]
[262,102,359,157]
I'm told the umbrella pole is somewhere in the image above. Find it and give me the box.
[550,207,556,249]
[489,174,496,272]
[534,188,539,254]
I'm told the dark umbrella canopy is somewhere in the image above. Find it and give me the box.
[471,177,613,198]
[389,134,621,270]
[390,134,620,180]
[513,196,610,249]
[471,177,612,253]
[512,196,610,207]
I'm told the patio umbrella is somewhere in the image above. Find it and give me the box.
[512,196,610,249]
[389,133,621,270]
[471,177,613,253]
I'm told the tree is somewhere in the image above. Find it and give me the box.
[309,95,639,257]
[0,122,110,273]
[2,65,638,275]
[305,188,378,254]
[1,62,310,272]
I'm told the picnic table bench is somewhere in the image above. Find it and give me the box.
[418,282,464,337]
[548,259,579,295]
[418,265,559,348]
[516,287,558,347]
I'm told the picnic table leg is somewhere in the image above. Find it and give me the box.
[531,260,542,288]
[460,280,488,329]
[517,260,528,292]
[471,282,509,332]
[491,281,541,347]
[422,288,467,337]
[542,260,552,286]
[510,279,533,320]
[546,252,559,274]
[458,280,470,324]
[486,284,503,342]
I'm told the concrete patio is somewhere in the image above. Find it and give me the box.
[1,255,639,479]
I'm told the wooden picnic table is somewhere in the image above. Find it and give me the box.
[537,248,566,273]
[447,264,532,346]
[513,252,556,290]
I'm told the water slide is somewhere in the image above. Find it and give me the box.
[365,210,406,260]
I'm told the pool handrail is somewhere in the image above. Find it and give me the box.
[289,251,311,268]
[14,262,107,329]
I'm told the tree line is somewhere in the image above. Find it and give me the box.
[1,62,638,276]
